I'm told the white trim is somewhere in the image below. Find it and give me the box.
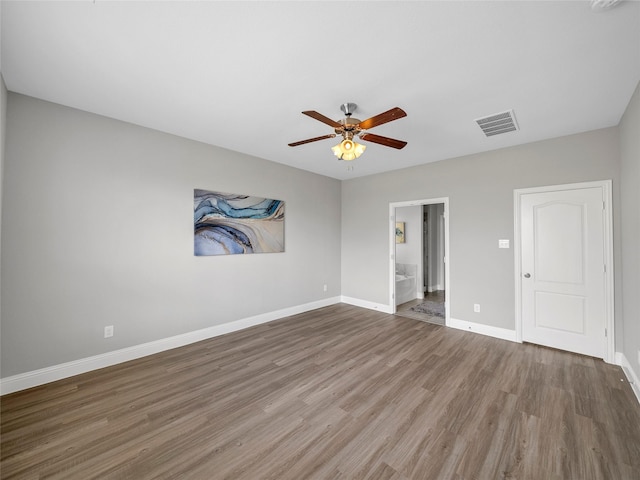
[448,317,518,343]
[340,296,394,314]
[602,181,615,364]
[615,352,640,405]
[0,297,341,395]
[514,189,523,344]
[513,180,615,363]
[389,197,450,327]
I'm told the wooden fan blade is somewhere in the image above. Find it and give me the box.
[288,133,336,147]
[302,111,343,129]
[357,107,407,131]
[359,133,407,150]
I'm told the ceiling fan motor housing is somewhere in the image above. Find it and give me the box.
[336,117,361,138]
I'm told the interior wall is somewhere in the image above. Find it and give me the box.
[619,80,640,377]
[0,76,6,337]
[394,205,422,302]
[394,206,421,268]
[436,203,445,290]
[425,203,445,292]
[1,93,342,378]
[342,127,622,337]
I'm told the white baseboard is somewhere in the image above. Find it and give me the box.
[338,299,518,346]
[448,317,518,343]
[340,296,394,314]
[615,352,640,405]
[0,296,341,395]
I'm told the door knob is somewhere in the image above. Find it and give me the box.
[523,273,531,278]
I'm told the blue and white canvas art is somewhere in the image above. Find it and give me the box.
[194,189,285,256]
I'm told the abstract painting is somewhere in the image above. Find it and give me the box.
[194,189,285,256]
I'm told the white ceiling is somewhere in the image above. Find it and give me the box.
[2,1,639,180]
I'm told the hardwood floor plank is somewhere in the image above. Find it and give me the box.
[2,304,639,479]
[365,462,407,480]
[455,390,519,477]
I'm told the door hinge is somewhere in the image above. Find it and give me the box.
[605,328,607,337]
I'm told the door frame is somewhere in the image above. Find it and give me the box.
[513,180,614,363]
[389,197,450,325]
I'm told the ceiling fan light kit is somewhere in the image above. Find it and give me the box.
[331,138,366,161]
[288,103,407,161]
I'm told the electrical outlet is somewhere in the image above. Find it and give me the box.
[473,304,480,313]
[323,284,327,292]
[104,325,114,338]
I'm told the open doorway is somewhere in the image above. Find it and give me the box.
[390,198,449,326]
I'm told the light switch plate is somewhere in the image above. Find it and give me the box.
[499,239,510,249]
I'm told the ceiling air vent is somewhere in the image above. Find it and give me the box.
[591,0,623,12]
[475,110,519,137]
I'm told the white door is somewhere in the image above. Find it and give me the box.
[520,186,606,358]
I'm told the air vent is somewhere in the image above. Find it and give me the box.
[475,110,519,137]
[591,0,622,12]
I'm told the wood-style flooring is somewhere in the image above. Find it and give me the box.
[2,304,639,479]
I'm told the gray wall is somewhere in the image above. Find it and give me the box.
[425,203,445,293]
[395,205,422,303]
[1,94,342,377]
[342,128,622,338]
[619,81,640,375]
[0,76,6,339]
[395,206,421,267]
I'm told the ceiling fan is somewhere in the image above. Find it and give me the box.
[288,103,407,160]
